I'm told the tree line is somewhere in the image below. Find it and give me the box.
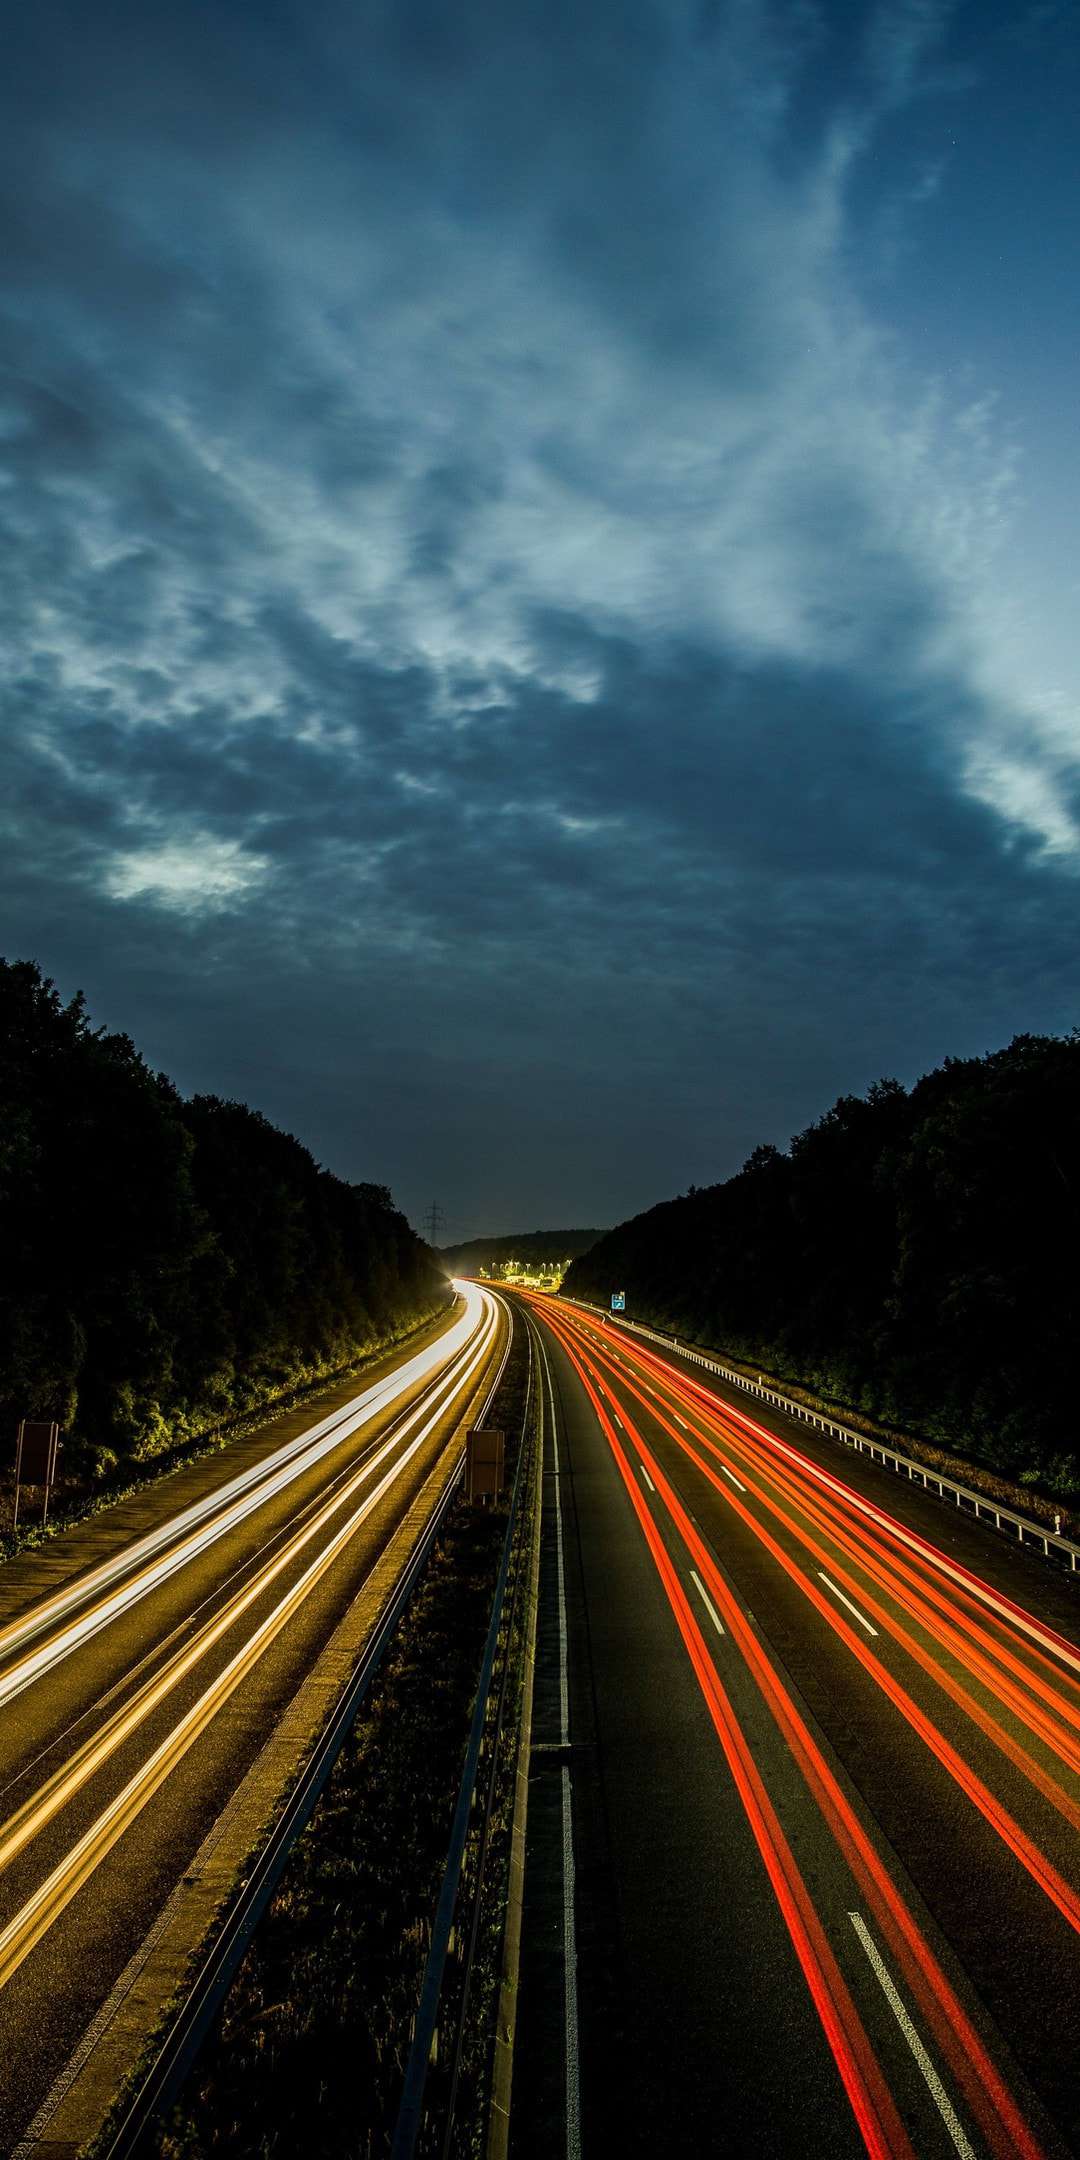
[1,959,447,1477]
[562,1034,1080,1495]
[441,1228,605,1274]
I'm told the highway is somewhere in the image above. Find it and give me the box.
[512,1294,1080,2160]
[0,1281,504,2154]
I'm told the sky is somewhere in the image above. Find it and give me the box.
[2,0,1079,1240]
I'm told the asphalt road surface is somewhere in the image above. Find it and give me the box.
[511,1294,1080,2160]
[0,1282,503,2154]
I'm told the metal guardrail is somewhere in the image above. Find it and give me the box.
[102,1320,514,2160]
[392,1319,536,2160]
[568,1299,1080,1576]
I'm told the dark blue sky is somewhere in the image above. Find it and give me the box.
[2,0,1078,1237]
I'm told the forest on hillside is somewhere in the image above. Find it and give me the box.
[563,1034,1080,1495]
[440,1227,605,1274]
[0,960,447,1476]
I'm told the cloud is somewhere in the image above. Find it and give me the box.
[104,834,271,913]
[1,0,1078,1228]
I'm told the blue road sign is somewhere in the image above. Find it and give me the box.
[611,1291,626,1312]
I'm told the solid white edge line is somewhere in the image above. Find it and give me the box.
[561,1762,580,2160]
[544,1349,570,1751]
[639,1464,656,1493]
[690,1570,726,1637]
[534,1322,581,2160]
[818,1571,878,1636]
[848,1911,976,2160]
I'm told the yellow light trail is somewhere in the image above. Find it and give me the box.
[0,1285,500,1992]
[0,1283,488,1710]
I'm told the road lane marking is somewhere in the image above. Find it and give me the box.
[720,1463,747,1492]
[535,1325,581,2160]
[690,1570,726,1636]
[675,1415,689,1429]
[562,1762,580,2160]
[848,1912,976,2160]
[546,1377,570,1749]
[640,1359,1080,1683]
[819,1572,878,1636]
[548,1312,1047,2160]
[639,1464,656,1493]
[558,1325,918,2157]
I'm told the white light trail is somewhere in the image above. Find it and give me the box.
[0,1283,489,1711]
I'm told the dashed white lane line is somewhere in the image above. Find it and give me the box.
[848,1912,975,2159]
[818,1570,878,1637]
[720,1463,747,1493]
[675,1415,689,1429]
[639,1463,656,1493]
[691,1570,726,1637]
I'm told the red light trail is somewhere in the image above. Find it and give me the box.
[528,1293,1069,2160]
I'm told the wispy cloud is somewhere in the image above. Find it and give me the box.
[1,0,1077,1227]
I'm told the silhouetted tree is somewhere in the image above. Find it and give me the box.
[0,959,446,1473]
[563,1035,1080,1493]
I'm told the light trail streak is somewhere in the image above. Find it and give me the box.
[542,1320,916,2160]
[576,1308,1080,1685]
[0,1290,500,1990]
[581,1348,1080,1935]
[590,1337,1080,1813]
[625,1346,1080,1731]
[539,1304,1047,2160]
[0,1283,490,1712]
[688,1394,1080,1739]
[703,1417,1080,1805]
[0,1298,500,1883]
[553,1307,1080,1854]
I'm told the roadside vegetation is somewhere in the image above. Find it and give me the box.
[564,1033,1080,1499]
[152,1322,534,2160]
[0,959,447,1495]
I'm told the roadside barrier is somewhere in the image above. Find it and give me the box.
[567,1300,1080,1577]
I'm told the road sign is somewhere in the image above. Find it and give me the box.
[466,1426,505,1503]
[611,1291,626,1312]
[14,1420,60,1529]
